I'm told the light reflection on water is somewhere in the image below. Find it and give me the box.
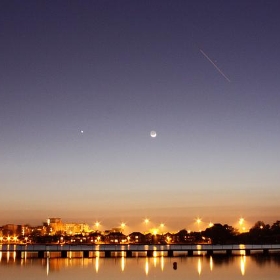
[145,257,149,275]
[210,255,213,271]
[0,254,280,279]
[240,255,246,276]
[197,257,202,275]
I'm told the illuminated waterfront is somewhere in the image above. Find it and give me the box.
[1,254,280,279]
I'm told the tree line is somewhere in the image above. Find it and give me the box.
[1,220,280,245]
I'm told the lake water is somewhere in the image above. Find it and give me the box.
[1,254,280,279]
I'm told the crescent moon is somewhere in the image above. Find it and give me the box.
[150,131,157,138]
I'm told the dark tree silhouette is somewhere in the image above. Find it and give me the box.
[271,221,280,234]
[248,221,271,244]
[203,224,236,244]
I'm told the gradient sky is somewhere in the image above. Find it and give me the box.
[1,0,280,231]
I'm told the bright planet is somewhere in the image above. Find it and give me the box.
[150,131,157,138]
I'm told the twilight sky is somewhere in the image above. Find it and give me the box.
[1,0,280,231]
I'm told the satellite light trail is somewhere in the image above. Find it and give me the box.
[200,49,231,82]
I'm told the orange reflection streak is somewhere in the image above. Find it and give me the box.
[121,256,125,272]
[240,256,246,276]
[197,258,202,275]
[0,251,2,262]
[95,256,99,273]
[160,256,164,271]
[46,257,50,276]
[153,255,157,267]
[210,256,213,271]
[145,258,149,275]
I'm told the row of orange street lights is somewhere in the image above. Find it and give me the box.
[0,217,250,244]
[92,217,248,233]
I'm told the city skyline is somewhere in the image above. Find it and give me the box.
[1,1,280,228]
[0,214,275,234]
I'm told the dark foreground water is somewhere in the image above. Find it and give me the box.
[1,254,280,279]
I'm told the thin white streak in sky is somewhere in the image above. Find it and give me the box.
[200,49,231,82]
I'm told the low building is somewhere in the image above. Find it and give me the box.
[128,232,145,243]
[64,223,90,235]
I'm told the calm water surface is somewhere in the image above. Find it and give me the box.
[0,254,280,279]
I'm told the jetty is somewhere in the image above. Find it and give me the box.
[1,244,280,259]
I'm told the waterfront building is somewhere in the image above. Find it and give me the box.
[64,223,90,235]
[128,232,145,244]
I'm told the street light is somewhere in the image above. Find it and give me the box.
[152,228,158,235]
[196,218,202,232]
[121,222,126,233]
[239,218,245,233]
[95,221,101,231]
[160,223,165,234]
[144,218,150,233]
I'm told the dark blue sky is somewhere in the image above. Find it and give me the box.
[1,0,280,230]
